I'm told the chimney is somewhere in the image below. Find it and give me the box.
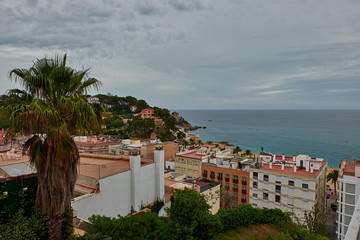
[273,154,276,161]
[261,147,264,153]
[310,166,313,173]
[282,154,285,161]
[293,165,297,172]
[281,164,284,170]
[305,161,309,172]
[293,155,295,161]
[269,162,272,169]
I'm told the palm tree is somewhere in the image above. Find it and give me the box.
[233,146,242,155]
[327,169,339,196]
[245,149,252,156]
[1,54,102,240]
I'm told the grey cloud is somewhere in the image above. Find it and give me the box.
[167,0,206,11]
[135,1,164,16]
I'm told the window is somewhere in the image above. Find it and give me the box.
[275,181,281,184]
[225,182,230,189]
[202,170,208,175]
[252,203,258,207]
[252,193,258,198]
[241,194,247,200]
[263,175,269,181]
[302,183,309,189]
[253,182,258,188]
[233,184,239,191]
[276,185,281,193]
[241,185,247,191]
[275,195,281,203]
[233,175,239,180]
[242,177,247,183]
[210,171,215,179]
[218,172,223,180]
[188,161,192,165]
[253,172,258,179]
[263,193,268,200]
[225,173,230,179]
[288,180,294,186]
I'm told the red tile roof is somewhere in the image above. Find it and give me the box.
[184,178,210,188]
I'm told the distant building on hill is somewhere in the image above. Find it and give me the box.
[87,96,100,104]
[336,159,360,240]
[249,150,327,223]
[130,105,137,112]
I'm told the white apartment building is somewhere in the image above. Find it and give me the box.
[71,148,164,222]
[250,152,327,222]
[337,160,360,240]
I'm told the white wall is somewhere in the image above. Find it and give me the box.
[72,170,132,221]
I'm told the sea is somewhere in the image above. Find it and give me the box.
[175,110,360,168]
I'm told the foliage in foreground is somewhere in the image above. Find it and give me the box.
[83,189,329,240]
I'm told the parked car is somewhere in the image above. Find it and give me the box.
[331,203,337,212]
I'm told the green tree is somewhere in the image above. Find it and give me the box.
[167,188,222,240]
[326,169,339,196]
[245,149,252,156]
[303,202,328,236]
[110,118,124,128]
[1,54,102,240]
[233,146,242,155]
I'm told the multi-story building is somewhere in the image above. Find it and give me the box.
[336,160,360,240]
[202,160,250,207]
[250,152,327,222]
[174,150,205,178]
[75,136,122,154]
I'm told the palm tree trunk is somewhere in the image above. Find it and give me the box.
[49,214,62,240]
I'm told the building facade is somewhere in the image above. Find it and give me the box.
[202,162,250,207]
[250,153,327,222]
[174,150,206,178]
[337,160,360,240]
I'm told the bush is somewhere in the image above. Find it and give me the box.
[216,204,291,231]
[86,211,169,240]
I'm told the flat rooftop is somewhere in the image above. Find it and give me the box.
[178,151,206,160]
[256,161,326,179]
[342,161,356,177]
[77,154,153,179]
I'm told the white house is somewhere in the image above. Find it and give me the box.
[71,148,165,222]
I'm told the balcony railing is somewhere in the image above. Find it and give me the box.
[210,175,215,179]
[242,190,247,194]
[218,176,223,180]
[242,181,247,185]
[225,177,230,182]
[202,173,208,178]
[233,187,239,192]
[233,179,238,184]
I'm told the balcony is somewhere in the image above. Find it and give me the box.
[242,181,247,185]
[210,175,215,179]
[242,190,247,194]
[218,176,223,180]
[233,187,239,192]
[233,179,239,184]
[253,176,258,180]
[202,173,208,178]
[225,177,230,182]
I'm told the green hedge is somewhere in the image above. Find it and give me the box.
[216,204,291,231]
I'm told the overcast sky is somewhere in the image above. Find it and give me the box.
[1,0,360,109]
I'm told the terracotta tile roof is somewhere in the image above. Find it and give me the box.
[342,162,355,177]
